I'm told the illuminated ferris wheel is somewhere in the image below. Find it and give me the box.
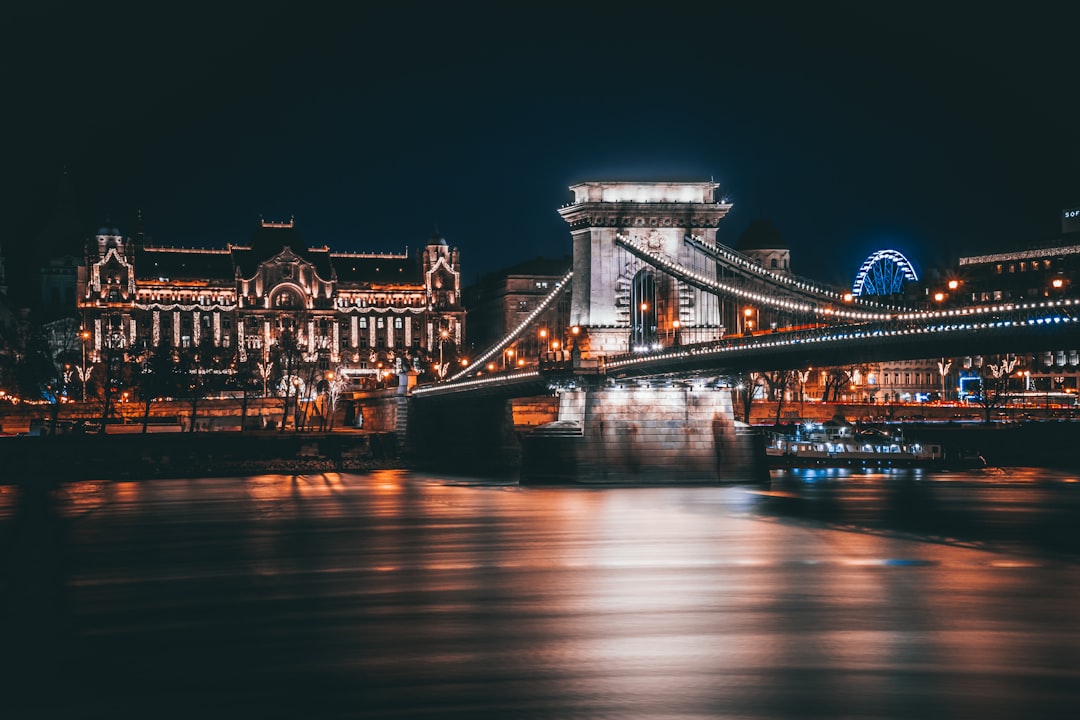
[852,249,919,297]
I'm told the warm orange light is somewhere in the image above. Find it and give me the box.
[843,293,853,302]
[934,292,945,302]
[487,362,496,371]
[640,302,649,312]
[571,326,580,335]
[539,329,548,339]
[1052,278,1064,288]
[460,358,468,366]
[672,320,680,329]
[947,279,960,290]
[440,329,449,339]
[743,308,753,317]
[551,341,560,350]
[517,358,526,366]
[326,371,334,381]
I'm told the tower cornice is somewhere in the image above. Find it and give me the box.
[558,200,734,229]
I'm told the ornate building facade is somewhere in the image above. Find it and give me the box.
[76,220,464,376]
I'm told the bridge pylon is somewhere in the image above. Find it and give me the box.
[559,181,733,358]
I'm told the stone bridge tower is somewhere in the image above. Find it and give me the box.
[558,181,733,356]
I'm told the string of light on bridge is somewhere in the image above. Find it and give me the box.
[681,234,918,313]
[603,299,1080,373]
[447,268,574,383]
[617,234,896,321]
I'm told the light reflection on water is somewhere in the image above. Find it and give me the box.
[1,468,1079,718]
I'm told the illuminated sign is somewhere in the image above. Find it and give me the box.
[1063,207,1080,235]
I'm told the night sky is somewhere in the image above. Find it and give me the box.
[7,2,1080,301]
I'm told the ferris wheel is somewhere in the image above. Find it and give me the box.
[852,249,919,297]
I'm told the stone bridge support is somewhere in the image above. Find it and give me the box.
[520,386,767,484]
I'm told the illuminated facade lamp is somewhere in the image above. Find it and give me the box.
[1052,278,1065,289]
[947,279,960,290]
[843,293,854,302]
[934,292,946,302]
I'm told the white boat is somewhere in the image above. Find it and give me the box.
[765,420,944,468]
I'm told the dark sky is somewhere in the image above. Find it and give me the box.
[7,1,1080,298]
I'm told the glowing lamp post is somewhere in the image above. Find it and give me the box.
[743,307,754,335]
[937,358,951,403]
[79,329,91,402]
[438,329,449,380]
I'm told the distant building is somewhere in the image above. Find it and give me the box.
[76,221,464,377]
[730,218,791,334]
[40,255,80,321]
[944,240,1080,399]
[463,255,572,365]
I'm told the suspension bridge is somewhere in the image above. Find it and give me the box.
[406,181,1080,483]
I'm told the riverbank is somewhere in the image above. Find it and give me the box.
[0,431,404,484]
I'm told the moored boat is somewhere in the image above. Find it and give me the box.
[765,420,944,468]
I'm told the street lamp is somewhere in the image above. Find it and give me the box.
[672,319,680,346]
[79,329,91,402]
[938,358,952,403]
[438,328,450,380]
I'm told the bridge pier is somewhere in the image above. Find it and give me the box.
[521,385,767,485]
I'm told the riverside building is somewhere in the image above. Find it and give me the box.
[76,220,464,379]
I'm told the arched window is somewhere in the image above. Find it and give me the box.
[630,269,658,349]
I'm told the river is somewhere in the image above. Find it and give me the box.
[2,466,1078,718]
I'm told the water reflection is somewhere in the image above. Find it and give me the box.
[0,469,1078,718]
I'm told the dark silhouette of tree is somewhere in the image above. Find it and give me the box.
[270,331,304,432]
[176,337,228,432]
[230,353,262,432]
[728,370,761,425]
[134,347,181,434]
[973,356,1017,424]
[763,369,794,426]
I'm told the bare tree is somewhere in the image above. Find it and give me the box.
[271,331,304,432]
[728,370,762,425]
[324,370,346,431]
[973,355,1018,423]
[134,346,181,434]
[762,369,794,426]
[821,367,850,403]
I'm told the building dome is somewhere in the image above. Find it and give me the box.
[736,218,787,251]
[430,230,448,246]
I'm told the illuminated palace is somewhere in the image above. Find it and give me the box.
[76,220,464,374]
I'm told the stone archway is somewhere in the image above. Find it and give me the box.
[630,268,657,349]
